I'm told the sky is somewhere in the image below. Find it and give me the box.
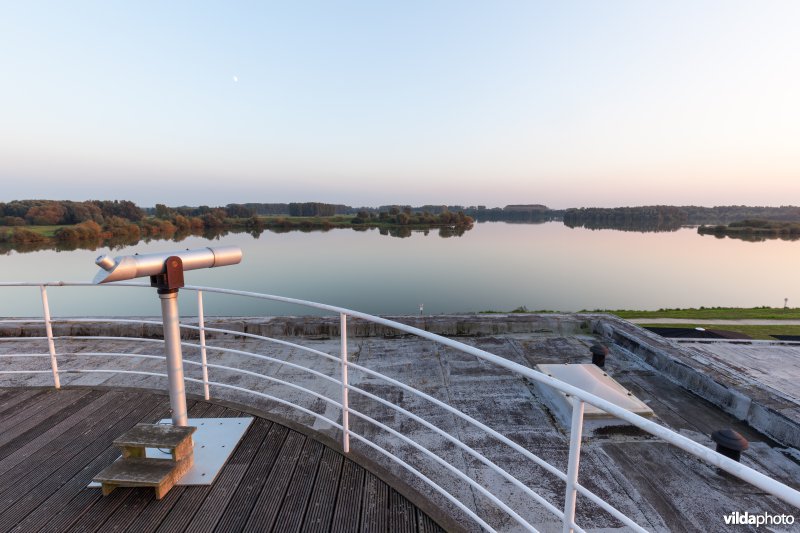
[1,1,798,209]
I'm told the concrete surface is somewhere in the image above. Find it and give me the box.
[594,315,800,451]
[1,314,798,532]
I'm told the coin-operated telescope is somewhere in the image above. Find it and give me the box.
[92,246,243,426]
[94,246,242,286]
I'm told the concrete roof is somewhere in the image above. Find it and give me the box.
[0,314,798,531]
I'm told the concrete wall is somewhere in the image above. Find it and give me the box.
[592,315,800,450]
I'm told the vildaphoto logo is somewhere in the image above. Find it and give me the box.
[723,511,795,527]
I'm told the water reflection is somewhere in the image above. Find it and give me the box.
[1,222,798,318]
[0,223,472,256]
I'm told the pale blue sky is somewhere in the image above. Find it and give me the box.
[1,1,798,208]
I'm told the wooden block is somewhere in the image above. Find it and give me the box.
[113,423,196,450]
[93,455,194,500]
[172,437,193,462]
[121,446,146,459]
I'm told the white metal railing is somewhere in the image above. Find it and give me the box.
[0,281,798,533]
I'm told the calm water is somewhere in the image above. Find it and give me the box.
[1,222,798,318]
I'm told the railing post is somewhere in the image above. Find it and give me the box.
[340,313,350,453]
[39,285,60,389]
[197,290,210,400]
[563,396,584,533]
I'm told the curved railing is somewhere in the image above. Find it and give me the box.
[0,281,799,532]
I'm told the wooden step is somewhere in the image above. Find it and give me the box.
[114,423,196,461]
[93,456,194,499]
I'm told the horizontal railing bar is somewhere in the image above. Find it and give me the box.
[51,335,165,344]
[347,406,537,532]
[51,317,164,326]
[0,354,49,358]
[58,369,168,378]
[347,382,564,519]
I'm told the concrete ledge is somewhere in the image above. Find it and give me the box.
[0,313,594,340]
[592,315,800,450]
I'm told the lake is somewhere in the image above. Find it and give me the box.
[0,222,798,318]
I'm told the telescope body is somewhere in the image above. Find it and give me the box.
[93,246,242,284]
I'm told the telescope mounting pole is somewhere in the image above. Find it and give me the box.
[152,256,189,427]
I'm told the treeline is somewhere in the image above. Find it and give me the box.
[563,205,800,232]
[0,200,143,226]
[681,205,800,224]
[698,219,800,241]
[148,202,353,218]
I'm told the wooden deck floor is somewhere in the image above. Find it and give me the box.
[0,388,445,533]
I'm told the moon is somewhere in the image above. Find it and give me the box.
[233,75,239,83]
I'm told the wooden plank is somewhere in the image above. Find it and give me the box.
[20,395,194,533]
[212,423,286,533]
[0,389,20,405]
[0,389,105,464]
[114,424,196,450]
[360,470,388,533]
[62,488,134,533]
[0,389,90,446]
[78,485,151,533]
[0,391,140,505]
[182,418,271,532]
[0,390,72,432]
[0,393,167,532]
[330,458,365,532]
[302,447,344,533]
[199,404,227,418]
[272,438,325,533]
[151,487,212,533]
[94,457,192,498]
[389,488,416,533]
[0,389,47,418]
[241,430,306,532]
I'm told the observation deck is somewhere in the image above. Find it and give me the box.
[0,387,443,532]
[0,282,799,532]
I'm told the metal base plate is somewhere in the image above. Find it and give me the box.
[89,417,253,488]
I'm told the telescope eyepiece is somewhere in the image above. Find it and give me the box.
[95,255,116,271]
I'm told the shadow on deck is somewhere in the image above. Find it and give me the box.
[0,387,445,533]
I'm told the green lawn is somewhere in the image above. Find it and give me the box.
[17,225,69,237]
[607,307,800,320]
[640,323,800,340]
[479,306,800,320]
